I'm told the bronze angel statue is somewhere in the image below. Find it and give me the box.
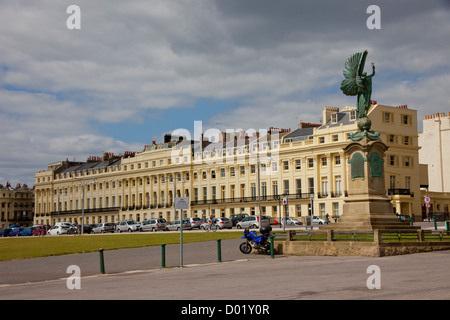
[340,50,375,118]
[340,50,379,141]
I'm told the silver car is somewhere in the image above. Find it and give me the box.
[139,218,167,232]
[187,217,202,229]
[236,215,269,229]
[116,220,140,232]
[165,219,192,231]
[92,222,115,233]
[214,217,233,229]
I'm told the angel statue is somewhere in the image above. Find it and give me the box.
[340,50,380,141]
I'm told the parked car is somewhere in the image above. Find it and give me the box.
[280,217,304,226]
[77,224,93,234]
[9,227,24,236]
[187,217,202,229]
[0,228,11,237]
[139,218,167,232]
[165,219,192,231]
[20,227,36,236]
[214,217,233,229]
[236,215,269,229]
[116,220,141,232]
[91,222,115,233]
[312,216,326,225]
[32,225,49,236]
[264,216,275,225]
[47,225,71,236]
[230,213,249,226]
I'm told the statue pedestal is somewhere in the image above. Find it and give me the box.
[321,138,419,231]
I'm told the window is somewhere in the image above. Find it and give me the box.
[335,155,341,165]
[383,112,393,123]
[296,205,302,217]
[272,181,278,196]
[283,161,289,171]
[211,170,216,179]
[284,180,290,194]
[212,186,216,201]
[250,164,256,174]
[405,176,411,190]
[321,157,327,167]
[272,161,278,172]
[389,134,395,143]
[321,177,328,196]
[389,175,396,189]
[230,167,235,177]
[335,176,342,196]
[308,158,314,168]
[389,155,396,166]
[402,114,410,125]
[403,136,410,145]
[295,159,301,170]
[262,182,267,199]
[404,156,411,167]
[319,137,325,144]
[251,183,256,200]
[331,113,338,123]
[296,179,302,196]
[333,203,339,217]
[221,168,225,178]
[350,110,357,121]
[308,178,314,195]
[332,135,338,142]
[240,165,245,175]
[203,187,207,200]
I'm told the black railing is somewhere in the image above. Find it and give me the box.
[50,207,120,216]
[387,189,411,196]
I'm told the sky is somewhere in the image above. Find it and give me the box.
[1,0,449,187]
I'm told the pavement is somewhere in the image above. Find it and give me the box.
[0,222,449,304]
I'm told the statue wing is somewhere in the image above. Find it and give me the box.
[340,50,368,96]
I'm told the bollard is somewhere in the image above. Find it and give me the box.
[161,243,166,268]
[217,239,222,262]
[99,248,105,274]
[434,216,437,231]
[445,221,449,231]
[270,235,275,259]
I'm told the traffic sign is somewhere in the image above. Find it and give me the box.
[424,196,430,204]
[425,203,431,209]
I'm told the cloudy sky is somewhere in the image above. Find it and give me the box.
[1,0,449,186]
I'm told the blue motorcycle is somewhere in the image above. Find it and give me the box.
[239,226,272,254]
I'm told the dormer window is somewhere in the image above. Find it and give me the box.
[350,110,357,121]
[331,113,338,123]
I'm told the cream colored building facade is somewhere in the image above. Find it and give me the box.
[33,104,423,226]
[1,182,34,229]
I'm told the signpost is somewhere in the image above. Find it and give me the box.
[175,196,189,268]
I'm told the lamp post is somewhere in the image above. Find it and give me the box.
[74,177,95,235]
[255,152,271,229]
[163,174,186,268]
[309,193,314,230]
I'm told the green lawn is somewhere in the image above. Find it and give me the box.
[0,232,242,261]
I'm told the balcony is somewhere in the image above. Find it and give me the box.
[387,189,411,196]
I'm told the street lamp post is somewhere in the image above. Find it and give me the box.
[164,174,186,268]
[74,177,95,235]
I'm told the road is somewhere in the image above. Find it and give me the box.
[0,221,448,302]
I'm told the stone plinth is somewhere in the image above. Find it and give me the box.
[321,138,419,231]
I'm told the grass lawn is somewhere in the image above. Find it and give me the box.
[0,231,242,261]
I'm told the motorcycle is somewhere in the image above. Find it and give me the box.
[239,226,272,255]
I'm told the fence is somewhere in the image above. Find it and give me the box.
[273,229,450,243]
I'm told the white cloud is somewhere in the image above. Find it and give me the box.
[0,0,449,185]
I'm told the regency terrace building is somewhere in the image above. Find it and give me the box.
[33,103,422,226]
